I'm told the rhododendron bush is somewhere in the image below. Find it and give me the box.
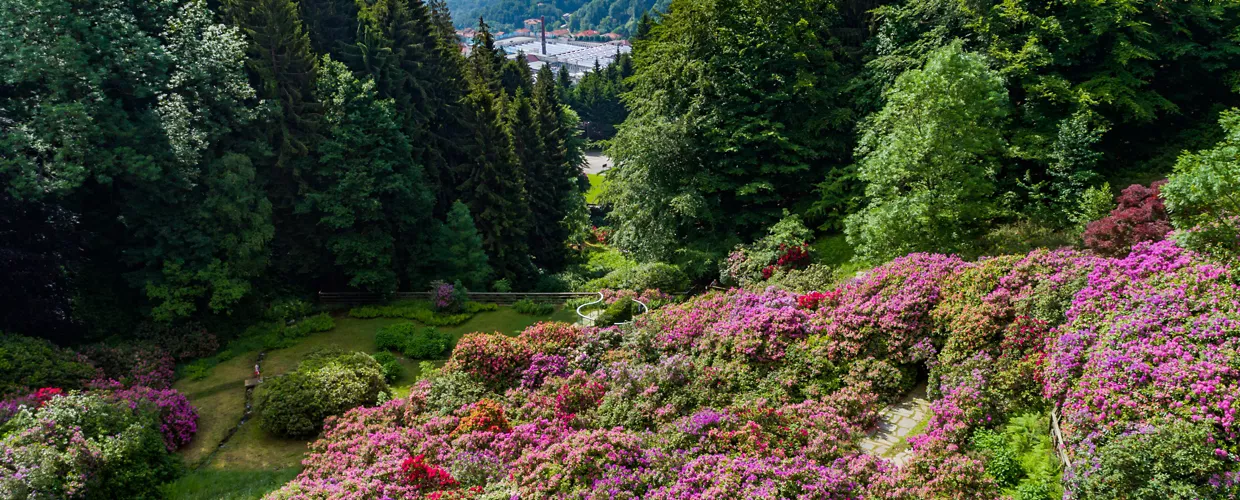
[269,242,1240,499]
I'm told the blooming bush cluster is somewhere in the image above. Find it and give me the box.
[269,239,1240,499]
[1082,181,1172,256]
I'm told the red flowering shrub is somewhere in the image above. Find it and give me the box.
[1083,181,1172,256]
[452,399,511,436]
[795,290,839,310]
[445,333,533,389]
[590,226,610,244]
[401,454,459,491]
[553,371,608,424]
[29,387,63,407]
[520,322,585,355]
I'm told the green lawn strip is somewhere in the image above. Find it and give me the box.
[174,353,263,467]
[586,173,605,204]
[161,467,301,500]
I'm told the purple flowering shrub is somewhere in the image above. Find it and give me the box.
[270,239,1240,498]
[114,385,199,451]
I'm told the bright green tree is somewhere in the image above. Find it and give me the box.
[431,201,493,289]
[1162,109,1240,258]
[845,42,1008,262]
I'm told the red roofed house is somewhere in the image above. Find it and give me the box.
[550,29,571,37]
[575,29,599,37]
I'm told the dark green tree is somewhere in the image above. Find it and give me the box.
[298,0,359,57]
[604,0,851,260]
[500,53,535,97]
[304,56,433,294]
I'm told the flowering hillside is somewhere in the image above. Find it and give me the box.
[267,242,1240,499]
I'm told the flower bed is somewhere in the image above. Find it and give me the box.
[268,240,1240,498]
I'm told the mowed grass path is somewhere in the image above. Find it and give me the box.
[166,306,578,499]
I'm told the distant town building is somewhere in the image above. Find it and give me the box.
[575,29,599,37]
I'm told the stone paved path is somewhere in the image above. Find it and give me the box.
[859,384,931,467]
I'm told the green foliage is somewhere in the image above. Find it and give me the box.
[1072,183,1116,233]
[585,262,689,292]
[969,412,1063,500]
[513,299,555,316]
[492,278,513,293]
[604,0,851,261]
[846,42,1008,262]
[371,351,403,382]
[374,322,452,359]
[0,334,96,397]
[1071,419,1232,499]
[430,201,493,290]
[595,298,637,327]
[348,300,481,326]
[0,392,180,498]
[1163,109,1240,259]
[257,350,387,437]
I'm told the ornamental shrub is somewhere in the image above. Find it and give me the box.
[1082,181,1171,256]
[79,343,176,389]
[376,323,451,359]
[132,321,219,361]
[0,392,179,498]
[113,385,199,451]
[1071,420,1235,499]
[0,333,95,397]
[258,350,388,438]
[372,351,403,382]
[512,299,554,316]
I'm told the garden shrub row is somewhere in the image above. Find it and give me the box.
[375,323,452,359]
[512,299,555,316]
[349,301,497,326]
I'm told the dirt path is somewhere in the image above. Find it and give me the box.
[859,384,931,467]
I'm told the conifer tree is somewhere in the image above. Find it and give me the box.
[305,56,433,294]
[298,0,358,58]
[431,201,493,289]
[458,20,534,284]
[524,65,579,270]
[500,53,534,97]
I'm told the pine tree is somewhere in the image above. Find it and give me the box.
[298,0,358,58]
[526,64,579,270]
[421,0,473,215]
[431,201,493,289]
[467,18,506,95]
[458,22,534,284]
[500,52,534,97]
[224,0,321,168]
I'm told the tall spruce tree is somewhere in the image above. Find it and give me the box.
[305,56,433,294]
[298,0,358,58]
[223,0,324,286]
[526,64,578,270]
[430,201,493,289]
[500,53,534,97]
[458,20,534,285]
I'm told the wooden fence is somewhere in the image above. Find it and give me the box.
[1050,406,1072,470]
[318,291,598,306]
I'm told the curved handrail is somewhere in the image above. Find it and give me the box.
[575,292,649,326]
[576,291,605,322]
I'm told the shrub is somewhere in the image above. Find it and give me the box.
[284,313,335,339]
[0,392,179,498]
[132,322,219,361]
[372,351,403,382]
[432,281,468,312]
[79,343,176,389]
[491,279,512,293]
[377,323,452,359]
[114,385,199,451]
[265,298,312,322]
[350,301,480,326]
[1082,181,1171,256]
[401,453,459,492]
[452,399,511,436]
[445,333,532,390]
[594,298,636,326]
[1070,420,1231,498]
[1163,110,1240,258]
[512,299,554,316]
[403,328,451,359]
[258,350,388,438]
[0,333,95,397]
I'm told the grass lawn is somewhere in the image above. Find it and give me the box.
[586,173,605,204]
[168,305,578,498]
